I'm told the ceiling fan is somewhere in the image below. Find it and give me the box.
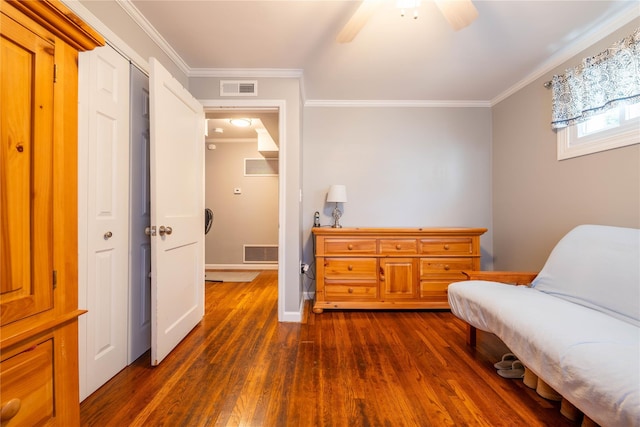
[336,0,478,43]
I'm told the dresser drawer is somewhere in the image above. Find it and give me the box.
[420,258,474,277]
[379,239,418,255]
[0,339,54,426]
[325,283,378,300]
[420,280,451,304]
[324,238,377,255]
[419,238,474,255]
[323,258,377,279]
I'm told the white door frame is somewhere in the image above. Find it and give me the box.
[200,99,286,322]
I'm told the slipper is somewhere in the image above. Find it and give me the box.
[497,360,525,379]
[494,353,518,370]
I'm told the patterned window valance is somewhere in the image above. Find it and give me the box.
[551,27,640,130]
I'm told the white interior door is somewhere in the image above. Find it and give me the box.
[149,57,205,366]
[78,45,130,400]
[128,64,152,363]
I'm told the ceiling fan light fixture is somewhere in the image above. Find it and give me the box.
[230,118,252,127]
[397,0,421,18]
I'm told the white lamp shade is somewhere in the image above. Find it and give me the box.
[327,185,347,203]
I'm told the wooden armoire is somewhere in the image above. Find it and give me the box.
[0,1,103,424]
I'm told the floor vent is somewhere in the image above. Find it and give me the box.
[220,80,258,96]
[243,245,278,263]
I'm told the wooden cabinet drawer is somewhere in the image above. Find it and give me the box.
[325,283,378,300]
[420,258,474,278]
[379,239,418,255]
[0,339,54,426]
[324,258,377,279]
[420,280,451,304]
[419,238,474,255]
[324,238,377,255]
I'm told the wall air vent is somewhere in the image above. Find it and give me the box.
[244,245,278,263]
[245,158,278,176]
[220,80,258,96]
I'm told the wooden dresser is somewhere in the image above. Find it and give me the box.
[312,227,487,313]
[0,1,103,424]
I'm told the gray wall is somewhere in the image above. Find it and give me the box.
[492,19,640,271]
[302,106,494,276]
[205,142,278,265]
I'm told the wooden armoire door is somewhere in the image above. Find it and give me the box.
[0,8,55,325]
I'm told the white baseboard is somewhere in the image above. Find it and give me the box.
[280,310,302,322]
[205,263,278,271]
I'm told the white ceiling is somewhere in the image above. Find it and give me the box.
[128,0,638,103]
[205,111,279,144]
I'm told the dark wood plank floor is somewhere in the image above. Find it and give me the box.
[80,271,574,426]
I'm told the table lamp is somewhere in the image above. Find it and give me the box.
[327,185,347,228]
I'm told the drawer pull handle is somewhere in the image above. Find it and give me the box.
[444,265,450,271]
[396,244,402,250]
[443,244,450,250]
[347,244,353,250]
[1,398,21,421]
[348,288,354,293]
[348,265,353,271]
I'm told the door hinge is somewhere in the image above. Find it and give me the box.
[53,64,57,83]
[53,270,57,289]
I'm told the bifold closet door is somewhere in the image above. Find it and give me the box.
[78,44,130,401]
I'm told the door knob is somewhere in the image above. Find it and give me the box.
[158,225,173,236]
[104,231,113,239]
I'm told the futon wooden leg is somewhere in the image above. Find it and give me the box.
[467,324,477,347]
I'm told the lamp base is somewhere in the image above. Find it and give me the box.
[331,206,343,228]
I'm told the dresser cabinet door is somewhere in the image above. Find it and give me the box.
[0,11,55,325]
[379,258,418,300]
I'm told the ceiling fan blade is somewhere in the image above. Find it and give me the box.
[434,0,478,31]
[336,0,384,43]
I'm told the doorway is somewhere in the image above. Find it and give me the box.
[201,100,287,321]
[204,109,280,272]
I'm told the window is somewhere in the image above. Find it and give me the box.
[557,101,640,160]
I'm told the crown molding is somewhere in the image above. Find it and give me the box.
[117,0,190,76]
[304,99,491,108]
[491,4,639,106]
[189,68,304,79]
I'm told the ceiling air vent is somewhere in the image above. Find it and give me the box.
[220,80,258,96]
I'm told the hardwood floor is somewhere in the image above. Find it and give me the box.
[80,271,574,426]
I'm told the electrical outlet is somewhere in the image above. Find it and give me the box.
[300,262,309,274]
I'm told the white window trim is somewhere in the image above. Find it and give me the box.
[557,111,640,160]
